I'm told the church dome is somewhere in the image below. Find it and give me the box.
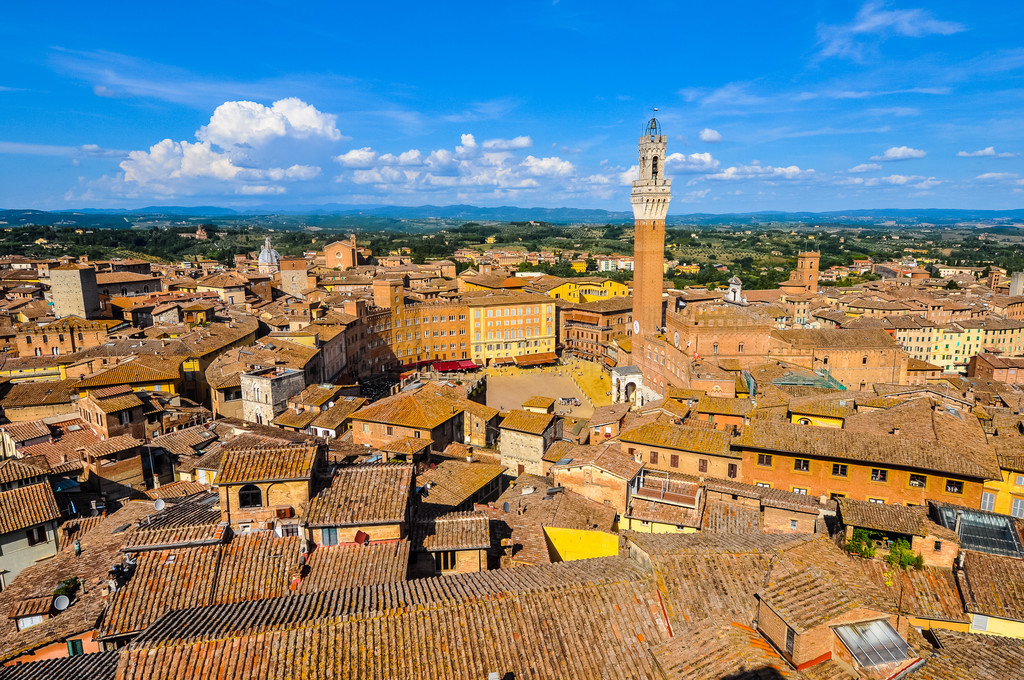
[258,237,280,265]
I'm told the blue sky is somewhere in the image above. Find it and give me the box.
[2,1,1024,212]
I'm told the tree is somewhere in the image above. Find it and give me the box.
[845,528,877,558]
[885,539,924,570]
[945,280,960,290]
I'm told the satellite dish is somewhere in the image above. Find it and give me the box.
[53,595,70,611]
[502,502,511,513]
[153,499,166,512]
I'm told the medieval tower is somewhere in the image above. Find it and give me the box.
[631,115,672,339]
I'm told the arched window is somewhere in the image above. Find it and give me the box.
[239,485,262,509]
[652,156,659,178]
[862,356,868,365]
[798,418,811,426]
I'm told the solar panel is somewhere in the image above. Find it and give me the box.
[834,619,911,668]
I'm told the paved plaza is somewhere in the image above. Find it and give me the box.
[484,366,596,419]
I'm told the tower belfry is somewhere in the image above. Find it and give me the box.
[631,113,672,338]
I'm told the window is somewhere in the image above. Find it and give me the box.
[870,469,888,483]
[862,356,868,365]
[869,498,885,504]
[433,550,457,572]
[16,615,43,631]
[279,524,299,537]
[797,418,811,426]
[321,527,338,546]
[757,454,772,467]
[830,492,846,500]
[1016,475,1024,487]
[832,464,848,478]
[670,454,679,468]
[973,614,989,632]
[1012,498,1024,519]
[650,451,658,465]
[386,426,394,436]
[119,411,131,426]
[67,639,84,656]
[728,463,738,479]
[945,480,964,495]
[756,482,772,488]
[933,541,943,552]
[238,484,262,509]
[712,343,719,354]
[25,525,46,545]
[785,627,795,656]
[738,343,744,353]
[981,492,996,512]
[698,459,707,473]
[794,459,810,472]
[909,474,926,488]
[790,519,799,530]
[792,487,807,495]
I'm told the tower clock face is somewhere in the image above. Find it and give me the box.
[633,320,640,335]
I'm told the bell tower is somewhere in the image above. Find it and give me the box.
[631,114,672,338]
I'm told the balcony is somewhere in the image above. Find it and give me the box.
[632,473,700,507]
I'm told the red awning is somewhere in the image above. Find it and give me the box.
[514,351,559,367]
[431,360,461,372]
[457,360,480,370]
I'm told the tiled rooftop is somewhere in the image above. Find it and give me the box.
[305,464,412,527]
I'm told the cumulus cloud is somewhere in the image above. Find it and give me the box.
[870,146,926,161]
[665,152,720,173]
[334,147,377,168]
[849,163,882,173]
[698,128,722,143]
[958,146,1016,158]
[117,97,338,196]
[708,162,813,181]
[482,136,533,150]
[197,98,342,148]
[332,134,578,198]
[521,155,574,176]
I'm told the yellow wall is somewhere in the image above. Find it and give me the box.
[570,262,587,273]
[543,527,619,561]
[789,414,845,428]
[982,468,1024,517]
[968,614,1024,639]
[623,517,698,534]
[909,617,970,634]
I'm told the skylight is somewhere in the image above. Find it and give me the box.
[834,619,911,668]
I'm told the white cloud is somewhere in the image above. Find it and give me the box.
[483,136,533,150]
[520,156,574,177]
[698,128,722,143]
[870,146,926,161]
[958,146,1017,158]
[818,2,965,60]
[849,163,882,173]
[665,152,720,173]
[976,172,1019,181]
[334,147,377,168]
[117,97,342,197]
[197,98,341,148]
[708,163,813,181]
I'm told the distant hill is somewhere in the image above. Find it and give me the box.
[3,205,1024,228]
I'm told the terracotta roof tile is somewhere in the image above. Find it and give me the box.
[0,483,59,535]
[735,420,997,479]
[349,388,461,430]
[499,409,555,435]
[410,511,490,551]
[416,459,504,510]
[957,550,1024,622]
[620,421,736,457]
[305,464,412,527]
[216,443,322,484]
[297,541,410,593]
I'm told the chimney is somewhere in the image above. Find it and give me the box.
[954,509,964,535]
[891,425,900,436]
